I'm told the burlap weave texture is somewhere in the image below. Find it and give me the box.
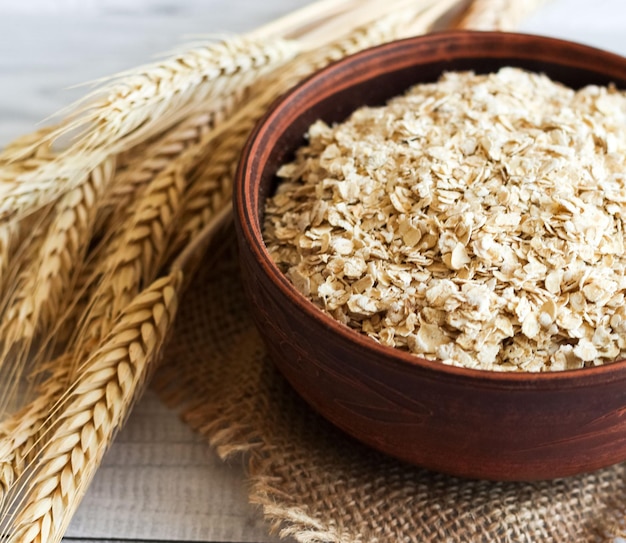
[156,241,626,542]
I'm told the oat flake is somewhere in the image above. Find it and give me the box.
[263,67,626,372]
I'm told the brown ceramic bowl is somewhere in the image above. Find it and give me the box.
[233,31,626,481]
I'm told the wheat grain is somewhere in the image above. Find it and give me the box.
[6,272,181,543]
[457,0,546,30]
[0,154,55,184]
[0,128,56,164]
[168,0,458,260]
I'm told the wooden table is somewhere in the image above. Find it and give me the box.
[1,1,626,542]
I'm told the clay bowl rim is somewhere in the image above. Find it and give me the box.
[234,29,626,390]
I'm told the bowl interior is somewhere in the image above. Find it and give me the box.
[238,30,626,383]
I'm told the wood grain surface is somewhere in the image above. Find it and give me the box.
[1,0,626,541]
[64,392,280,542]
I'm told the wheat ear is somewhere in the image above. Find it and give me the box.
[457,0,547,29]
[31,157,116,334]
[0,206,58,332]
[0,38,298,224]
[0,356,72,511]
[0,148,109,224]
[56,141,204,359]
[168,0,459,259]
[70,81,262,353]
[0,131,59,298]
[6,271,182,543]
[48,36,299,157]
[0,127,76,226]
[1,158,116,343]
[0,159,116,416]
[68,152,194,377]
[54,122,213,357]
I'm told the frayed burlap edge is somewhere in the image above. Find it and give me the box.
[154,242,626,543]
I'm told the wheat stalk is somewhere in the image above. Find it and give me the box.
[168,0,460,260]
[5,271,182,543]
[250,0,446,46]
[457,0,547,29]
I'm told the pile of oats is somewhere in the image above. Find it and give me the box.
[263,67,626,372]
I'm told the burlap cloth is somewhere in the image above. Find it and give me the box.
[155,237,626,542]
